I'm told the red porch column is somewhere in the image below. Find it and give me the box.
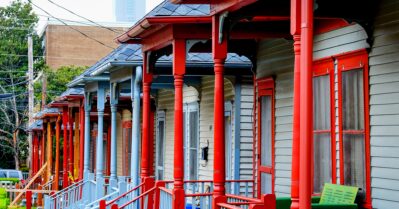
[68,108,74,182]
[290,0,301,208]
[54,116,61,190]
[141,53,153,181]
[299,0,313,208]
[32,132,38,174]
[141,84,151,179]
[172,39,186,209]
[62,106,69,188]
[41,130,45,169]
[79,102,85,180]
[212,15,228,209]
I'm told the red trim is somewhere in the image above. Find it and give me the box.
[314,19,350,35]
[336,50,371,208]
[255,77,275,197]
[312,58,337,194]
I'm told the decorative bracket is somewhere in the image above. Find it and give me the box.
[219,11,229,44]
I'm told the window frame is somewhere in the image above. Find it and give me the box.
[122,120,132,176]
[155,110,166,180]
[256,77,275,196]
[336,49,371,206]
[312,58,337,194]
[183,102,200,181]
[225,101,234,181]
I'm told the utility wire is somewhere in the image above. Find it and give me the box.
[28,0,115,50]
[46,0,122,33]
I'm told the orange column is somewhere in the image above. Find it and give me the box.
[172,39,186,209]
[79,102,85,180]
[299,0,313,208]
[62,107,69,188]
[54,116,61,190]
[290,0,301,208]
[68,108,74,182]
[212,14,228,209]
[46,122,53,184]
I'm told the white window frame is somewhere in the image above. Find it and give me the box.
[155,111,166,180]
[183,102,200,181]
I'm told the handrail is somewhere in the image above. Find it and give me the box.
[50,179,85,198]
[158,186,173,195]
[226,194,262,203]
[226,179,254,183]
[87,188,119,208]
[119,186,156,209]
[105,182,144,206]
[185,193,212,197]
[218,203,242,209]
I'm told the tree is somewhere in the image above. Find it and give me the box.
[0,0,43,169]
[34,65,86,104]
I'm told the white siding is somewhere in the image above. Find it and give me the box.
[199,76,235,180]
[369,0,399,208]
[239,81,255,181]
[255,23,369,197]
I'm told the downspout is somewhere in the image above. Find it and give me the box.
[131,66,142,187]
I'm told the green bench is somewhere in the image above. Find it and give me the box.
[276,184,359,209]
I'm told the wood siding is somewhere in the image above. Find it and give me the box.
[369,0,399,208]
[255,23,369,197]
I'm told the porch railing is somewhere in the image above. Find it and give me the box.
[99,182,144,209]
[112,186,156,209]
[45,179,86,209]
[159,186,173,209]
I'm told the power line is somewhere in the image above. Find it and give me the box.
[46,0,122,34]
[28,0,115,50]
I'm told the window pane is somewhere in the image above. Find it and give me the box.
[189,150,197,180]
[313,75,331,130]
[122,127,132,176]
[158,121,165,167]
[342,70,364,130]
[261,173,272,194]
[313,133,332,193]
[0,171,6,178]
[189,111,198,148]
[9,171,19,178]
[343,134,365,189]
[225,115,232,179]
[261,96,272,167]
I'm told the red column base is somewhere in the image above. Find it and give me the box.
[212,195,227,209]
[290,197,299,209]
[143,177,155,209]
[173,188,185,209]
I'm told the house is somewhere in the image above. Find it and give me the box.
[30,0,399,209]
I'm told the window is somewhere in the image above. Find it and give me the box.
[312,59,335,193]
[156,111,166,180]
[225,101,233,193]
[122,121,132,176]
[256,78,274,195]
[183,102,199,181]
[337,50,370,194]
[225,101,233,180]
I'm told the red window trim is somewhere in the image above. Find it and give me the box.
[256,77,275,197]
[336,49,371,208]
[312,57,337,194]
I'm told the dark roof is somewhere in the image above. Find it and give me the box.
[60,87,84,97]
[34,108,60,119]
[69,43,251,86]
[28,120,43,131]
[146,1,209,16]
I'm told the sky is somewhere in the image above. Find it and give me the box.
[0,0,163,32]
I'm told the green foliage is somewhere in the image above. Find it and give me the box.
[34,65,86,103]
[0,178,19,183]
[0,0,43,169]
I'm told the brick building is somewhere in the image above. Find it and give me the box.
[42,20,130,69]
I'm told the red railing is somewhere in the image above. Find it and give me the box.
[99,182,145,209]
[220,194,276,209]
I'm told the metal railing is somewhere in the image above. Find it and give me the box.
[159,187,173,209]
[99,182,144,209]
[45,179,86,209]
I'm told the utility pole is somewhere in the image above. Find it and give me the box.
[28,36,34,172]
